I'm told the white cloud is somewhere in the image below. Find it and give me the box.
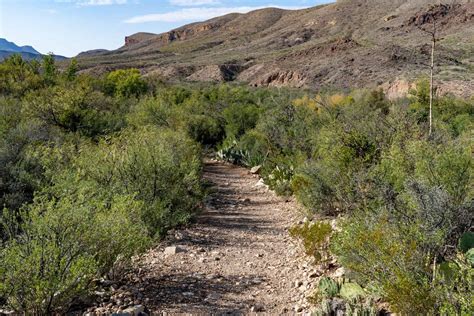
[170,0,221,6]
[55,0,127,6]
[124,5,305,23]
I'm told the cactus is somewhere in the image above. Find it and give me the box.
[339,282,365,301]
[318,277,340,297]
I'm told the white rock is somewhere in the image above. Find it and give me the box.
[121,305,145,316]
[250,165,262,174]
[255,179,267,187]
[164,246,186,255]
[333,267,345,278]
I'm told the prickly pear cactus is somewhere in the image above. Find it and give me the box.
[339,282,365,301]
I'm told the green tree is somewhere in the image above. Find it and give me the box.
[65,58,78,81]
[105,68,147,98]
[42,53,57,84]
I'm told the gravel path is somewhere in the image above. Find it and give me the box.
[88,160,321,315]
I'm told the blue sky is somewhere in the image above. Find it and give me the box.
[0,0,332,57]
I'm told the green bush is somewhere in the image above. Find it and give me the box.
[289,221,332,263]
[187,114,225,146]
[223,103,261,139]
[23,84,126,137]
[75,126,204,237]
[105,69,147,98]
[0,55,44,96]
[0,192,149,314]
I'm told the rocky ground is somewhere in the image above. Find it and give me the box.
[84,160,330,315]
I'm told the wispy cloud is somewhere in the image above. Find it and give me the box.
[55,0,127,6]
[125,5,305,23]
[170,0,221,6]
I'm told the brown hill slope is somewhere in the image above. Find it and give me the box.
[77,0,474,96]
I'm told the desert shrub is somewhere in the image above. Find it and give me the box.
[289,221,332,263]
[333,213,437,313]
[236,130,269,167]
[332,178,472,314]
[223,103,261,139]
[187,114,225,146]
[23,84,127,137]
[64,58,78,82]
[74,126,204,237]
[291,162,342,215]
[408,78,431,124]
[0,55,44,96]
[0,191,149,314]
[42,54,57,84]
[127,96,179,129]
[436,253,474,315]
[105,68,147,98]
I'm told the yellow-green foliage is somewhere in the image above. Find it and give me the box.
[105,68,147,98]
[289,221,332,262]
[0,55,472,314]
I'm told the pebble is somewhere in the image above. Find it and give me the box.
[294,305,303,312]
[250,304,265,312]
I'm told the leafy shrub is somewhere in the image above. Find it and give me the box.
[187,114,225,146]
[105,69,147,98]
[291,162,341,215]
[75,126,204,237]
[289,221,332,263]
[0,192,149,314]
[23,84,126,137]
[223,103,261,139]
[0,55,44,96]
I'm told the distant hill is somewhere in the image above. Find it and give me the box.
[0,38,67,61]
[77,49,109,58]
[77,0,474,97]
[0,38,40,54]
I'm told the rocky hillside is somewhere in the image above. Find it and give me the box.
[77,0,474,96]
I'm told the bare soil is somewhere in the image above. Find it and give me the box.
[87,160,320,315]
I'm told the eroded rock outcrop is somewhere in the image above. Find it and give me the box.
[187,64,242,82]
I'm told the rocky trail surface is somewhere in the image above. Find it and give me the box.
[86,160,323,315]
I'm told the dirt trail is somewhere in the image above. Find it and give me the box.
[89,161,319,315]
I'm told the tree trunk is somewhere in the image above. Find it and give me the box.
[429,33,436,136]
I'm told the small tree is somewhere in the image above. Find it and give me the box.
[105,69,147,98]
[42,53,57,84]
[65,58,78,81]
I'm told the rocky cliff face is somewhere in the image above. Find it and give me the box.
[78,0,474,97]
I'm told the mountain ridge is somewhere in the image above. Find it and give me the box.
[0,38,67,61]
[0,38,41,55]
[76,0,474,96]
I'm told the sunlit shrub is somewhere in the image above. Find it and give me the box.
[0,192,149,314]
[289,221,332,263]
[105,68,147,98]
